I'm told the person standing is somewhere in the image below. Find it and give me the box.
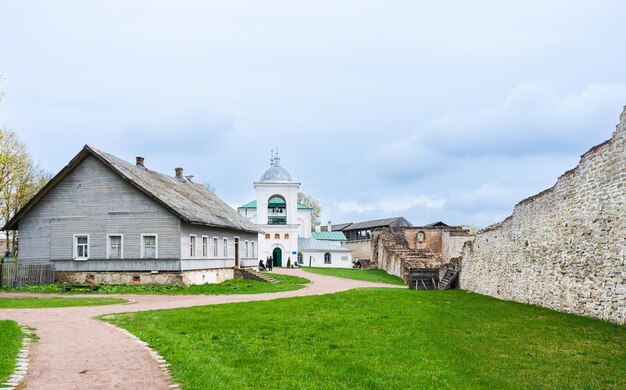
[267,256,273,271]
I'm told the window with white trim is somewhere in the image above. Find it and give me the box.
[223,238,228,257]
[142,235,157,259]
[251,241,256,258]
[190,235,197,257]
[213,237,219,257]
[74,235,89,260]
[298,252,303,264]
[245,241,249,257]
[202,236,208,257]
[107,235,123,259]
[324,252,331,264]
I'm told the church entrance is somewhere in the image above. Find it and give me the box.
[272,247,282,267]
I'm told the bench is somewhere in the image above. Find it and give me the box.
[61,284,101,292]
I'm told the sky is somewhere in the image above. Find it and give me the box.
[1,1,625,228]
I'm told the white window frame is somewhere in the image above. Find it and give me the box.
[141,234,159,259]
[213,237,219,257]
[251,241,256,258]
[189,235,197,258]
[73,234,90,261]
[324,252,331,264]
[244,240,249,258]
[202,235,208,258]
[106,234,124,259]
[223,238,229,257]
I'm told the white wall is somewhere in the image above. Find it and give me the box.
[300,251,352,268]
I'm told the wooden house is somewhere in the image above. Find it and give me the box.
[1,145,260,286]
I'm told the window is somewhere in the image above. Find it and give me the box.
[297,252,303,264]
[324,252,331,264]
[274,233,280,239]
[74,235,89,260]
[202,236,208,257]
[189,235,196,257]
[223,238,228,257]
[107,235,123,259]
[142,234,158,259]
[213,237,219,257]
[251,241,256,258]
[245,241,249,257]
[284,233,289,239]
[265,233,270,239]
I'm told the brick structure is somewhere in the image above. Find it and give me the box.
[371,224,473,282]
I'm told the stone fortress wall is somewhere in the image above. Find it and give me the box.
[460,107,626,324]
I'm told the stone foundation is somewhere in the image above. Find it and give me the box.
[55,268,235,286]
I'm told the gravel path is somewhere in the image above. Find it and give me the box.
[0,269,400,389]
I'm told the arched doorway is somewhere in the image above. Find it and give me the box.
[272,247,282,267]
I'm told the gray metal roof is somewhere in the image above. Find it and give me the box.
[338,217,413,231]
[259,157,292,182]
[298,238,351,252]
[3,145,260,233]
[91,147,260,233]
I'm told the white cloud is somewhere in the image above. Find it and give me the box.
[336,195,446,214]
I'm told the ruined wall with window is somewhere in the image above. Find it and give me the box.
[460,108,626,324]
[371,227,473,281]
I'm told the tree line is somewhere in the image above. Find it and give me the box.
[0,130,49,255]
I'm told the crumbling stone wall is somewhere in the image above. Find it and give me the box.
[342,239,372,260]
[372,227,473,281]
[460,108,626,324]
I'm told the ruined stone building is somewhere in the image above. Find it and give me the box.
[333,217,474,282]
[371,223,473,282]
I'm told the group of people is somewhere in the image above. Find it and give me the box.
[259,258,273,271]
[258,256,300,271]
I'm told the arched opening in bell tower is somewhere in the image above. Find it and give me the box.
[267,194,287,225]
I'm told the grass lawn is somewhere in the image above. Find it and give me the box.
[0,273,309,295]
[0,297,128,308]
[103,289,625,389]
[0,320,21,383]
[302,267,405,285]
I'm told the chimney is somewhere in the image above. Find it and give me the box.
[136,157,145,167]
[175,167,184,180]
[327,221,332,232]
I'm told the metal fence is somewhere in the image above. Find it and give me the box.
[1,262,55,287]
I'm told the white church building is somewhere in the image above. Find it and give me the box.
[238,152,352,268]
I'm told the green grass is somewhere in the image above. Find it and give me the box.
[302,267,405,285]
[103,289,626,389]
[0,297,128,308]
[0,275,309,295]
[0,320,21,383]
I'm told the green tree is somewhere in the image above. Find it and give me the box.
[0,129,49,254]
[297,192,321,231]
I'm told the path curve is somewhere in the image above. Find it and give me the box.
[0,269,400,389]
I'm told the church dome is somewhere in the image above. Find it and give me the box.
[260,156,292,182]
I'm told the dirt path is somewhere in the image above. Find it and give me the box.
[0,269,399,389]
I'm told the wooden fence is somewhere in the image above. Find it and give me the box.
[1,262,55,287]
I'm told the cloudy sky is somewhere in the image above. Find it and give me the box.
[1,1,625,228]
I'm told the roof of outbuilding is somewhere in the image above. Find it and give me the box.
[238,200,313,210]
[331,217,413,231]
[3,145,260,233]
[311,231,347,241]
[297,238,351,252]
